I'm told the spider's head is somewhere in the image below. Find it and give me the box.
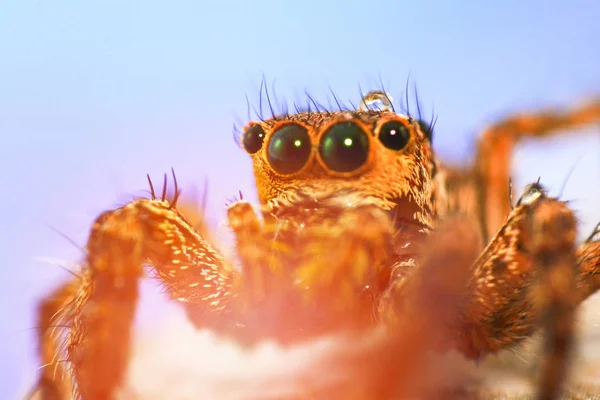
[240,100,438,227]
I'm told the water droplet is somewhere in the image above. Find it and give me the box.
[359,91,394,111]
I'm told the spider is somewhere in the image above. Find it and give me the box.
[32,89,600,399]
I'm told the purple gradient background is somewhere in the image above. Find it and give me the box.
[1,1,599,398]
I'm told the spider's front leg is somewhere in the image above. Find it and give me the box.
[454,183,599,355]
[454,182,600,398]
[36,187,239,399]
[379,182,598,398]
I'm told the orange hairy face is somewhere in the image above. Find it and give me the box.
[240,109,438,227]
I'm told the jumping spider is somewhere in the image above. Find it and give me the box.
[33,90,600,399]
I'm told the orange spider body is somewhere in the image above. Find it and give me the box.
[33,91,600,399]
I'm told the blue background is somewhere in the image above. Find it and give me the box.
[1,1,599,397]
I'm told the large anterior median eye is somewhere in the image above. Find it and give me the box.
[242,124,266,154]
[267,123,312,174]
[378,120,411,151]
[319,122,369,173]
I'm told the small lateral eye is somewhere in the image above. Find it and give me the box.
[267,123,312,174]
[319,122,369,173]
[417,119,434,142]
[378,120,411,151]
[243,124,266,154]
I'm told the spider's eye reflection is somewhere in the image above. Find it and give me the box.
[319,122,369,173]
[243,124,266,154]
[267,124,311,174]
[378,120,411,151]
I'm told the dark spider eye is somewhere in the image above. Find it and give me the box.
[319,122,369,173]
[378,120,411,151]
[243,124,266,154]
[417,119,433,142]
[267,123,311,174]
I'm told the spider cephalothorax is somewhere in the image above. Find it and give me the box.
[32,91,600,399]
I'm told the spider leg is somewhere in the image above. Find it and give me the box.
[381,183,589,398]
[34,278,80,398]
[448,182,582,399]
[454,183,599,359]
[476,99,600,242]
[35,183,239,398]
[440,99,600,244]
[529,192,579,400]
[477,99,600,242]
